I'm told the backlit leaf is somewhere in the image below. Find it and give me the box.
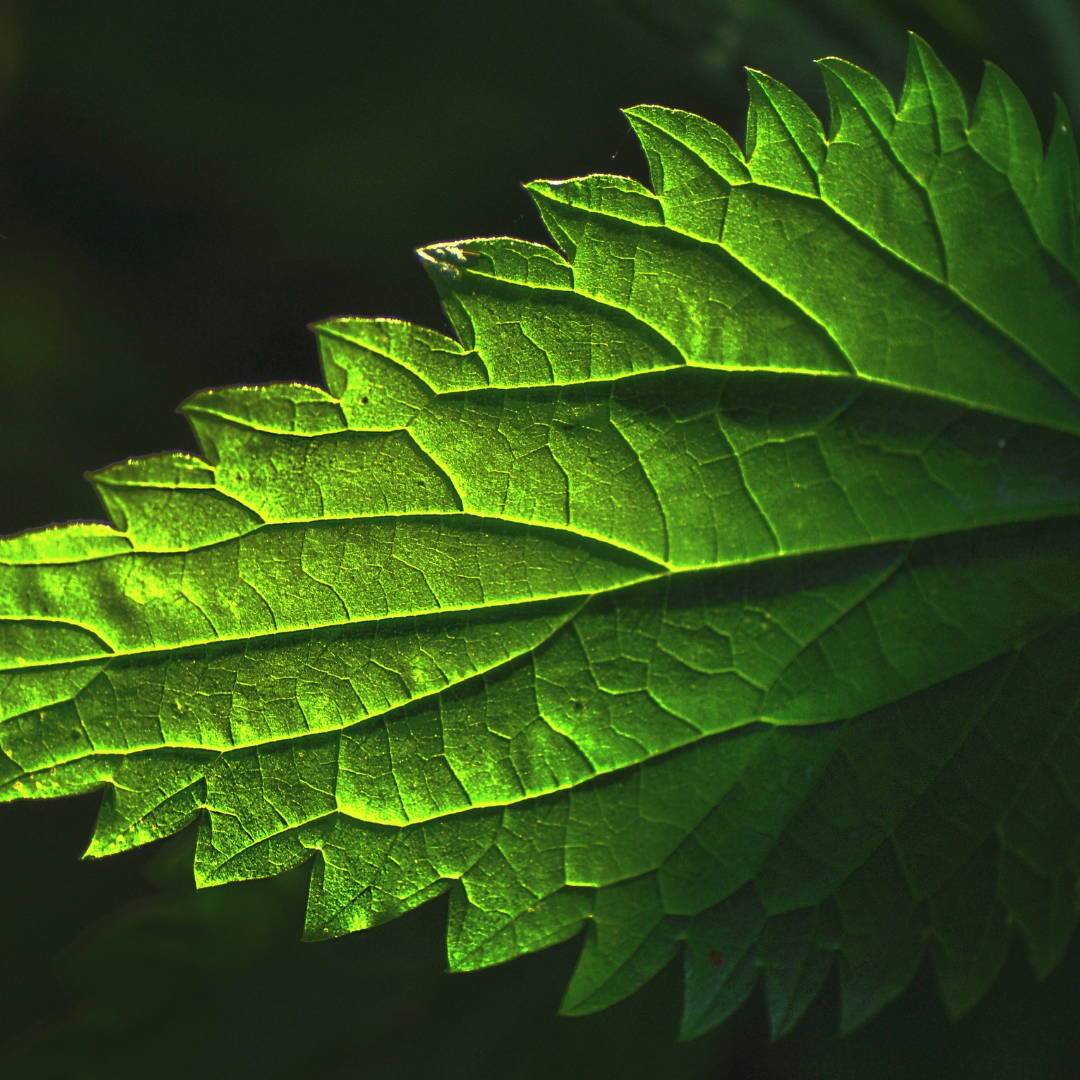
[2,34,1078,1037]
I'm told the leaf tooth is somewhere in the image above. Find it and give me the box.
[179,382,346,476]
[418,236,573,358]
[312,317,480,422]
[624,104,749,186]
[1030,95,1080,274]
[446,882,592,971]
[996,845,1079,981]
[814,57,947,281]
[623,104,747,243]
[90,452,215,490]
[834,845,925,1035]
[926,840,1012,1020]
[744,67,826,195]
[969,60,1043,204]
[418,234,684,385]
[419,236,573,289]
[559,877,684,1016]
[0,521,132,565]
[88,451,261,548]
[760,904,839,1039]
[815,55,897,140]
[526,173,662,260]
[439,793,595,970]
[181,382,346,437]
[303,819,455,938]
[679,889,766,1040]
[526,173,660,214]
[895,32,969,178]
[86,766,207,858]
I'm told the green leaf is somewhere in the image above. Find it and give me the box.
[2,33,1078,1039]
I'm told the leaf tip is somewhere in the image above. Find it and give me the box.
[1051,91,1075,133]
[905,27,935,59]
[621,103,683,125]
[522,177,557,195]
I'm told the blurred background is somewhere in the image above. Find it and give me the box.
[1,1,1078,1076]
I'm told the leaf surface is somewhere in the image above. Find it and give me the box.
[2,34,1079,1037]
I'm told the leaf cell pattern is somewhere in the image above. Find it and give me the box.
[1,35,1078,1037]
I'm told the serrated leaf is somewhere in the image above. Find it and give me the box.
[2,34,1079,1039]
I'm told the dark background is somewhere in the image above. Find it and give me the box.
[1,2,1078,1076]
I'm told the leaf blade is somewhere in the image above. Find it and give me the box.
[2,38,1078,1040]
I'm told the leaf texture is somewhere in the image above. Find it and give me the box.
[2,34,1079,1038]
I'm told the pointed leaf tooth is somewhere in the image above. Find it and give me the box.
[89,452,259,549]
[895,32,970,178]
[996,725,1080,979]
[0,521,132,565]
[835,845,926,1035]
[419,236,573,289]
[195,748,336,888]
[1031,95,1080,273]
[89,451,214,488]
[180,382,342,469]
[183,383,461,521]
[815,57,946,279]
[903,31,971,134]
[301,854,337,941]
[420,234,682,385]
[559,878,685,1016]
[526,173,662,260]
[679,887,766,1040]
[445,801,587,970]
[926,840,1011,1019]
[624,104,749,186]
[623,104,747,241]
[745,67,826,194]
[313,316,483,414]
[302,818,451,938]
[996,845,1079,980]
[446,882,592,971]
[527,174,678,319]
[815,56,896,140]
[760,904,840,1039]
[529,172,660,216]
[196,818,325,888]
[182,382,346,436]
[418,235,572,356]
[305,853,399,939]
[86,767,207,858]
[969,61,1043,203]
[533,170,842,376]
